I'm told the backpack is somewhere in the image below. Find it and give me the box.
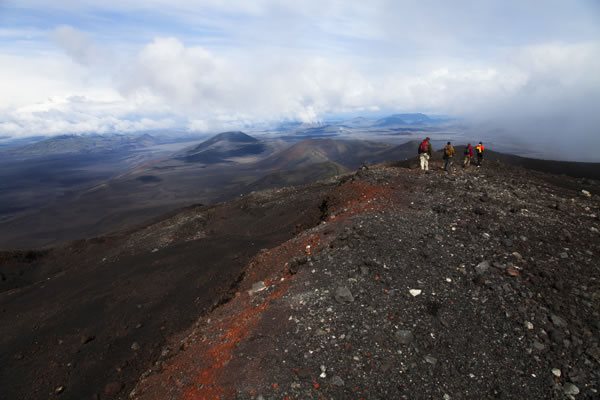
[419,141,428,153]
[444,145,453,157]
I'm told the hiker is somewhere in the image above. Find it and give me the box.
[418,137,432,171]
[463,143,474,168]
[443,142,455,171]
[475,142,485,167]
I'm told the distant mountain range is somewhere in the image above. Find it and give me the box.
[2,133,161,157]
[373,113,433,126]
[1,130,599,249]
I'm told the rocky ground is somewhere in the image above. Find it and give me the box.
[131,159,600,400]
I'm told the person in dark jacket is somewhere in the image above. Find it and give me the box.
[418,137,433,171]
[475,142,485,167]
[443,141,455,172]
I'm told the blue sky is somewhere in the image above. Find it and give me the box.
[1,0,599,156]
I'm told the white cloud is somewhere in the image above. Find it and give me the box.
[2,35,600,146]
[51,25,104,66]
[1,1,600,158]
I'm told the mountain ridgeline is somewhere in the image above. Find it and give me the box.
[0,131,599,250]
[1,149,599,400]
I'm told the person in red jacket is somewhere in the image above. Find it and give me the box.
[417,137,432,171]
[463,143,474,168]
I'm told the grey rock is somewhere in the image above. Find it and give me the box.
[395,330,414,345]
[334,286,355,303]
[533,341,546,351]
[131,342,140,351]
[560,252,569,259]
[475,261,490,274]
[249,281,267,294]
[550,314,568,328]
[331,375,345,387]
[424,355,437,365]
[563,383,580,395]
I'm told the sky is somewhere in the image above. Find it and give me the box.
[1,1,599,157]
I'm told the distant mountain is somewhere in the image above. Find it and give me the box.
[5,133,160,157]
[179,131,268,164]
[338,116,374,128]
[375,113,433,127]
[257,139,391,170]
[373,140,422,162]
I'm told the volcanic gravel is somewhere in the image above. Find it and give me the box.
[135,160,600,400]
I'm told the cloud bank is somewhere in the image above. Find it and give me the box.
[1,1,599,158]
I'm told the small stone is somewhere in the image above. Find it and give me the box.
[552,368,561,378]
[506,266,520,277]
[424,355,437,365]
[563,383,580,395]
[395,330,414,345]
[131,342,140,351]
[334,286,354,303]
[581,190,591,198]
[249,281,267,294]
[444,395,451,400]
[550,314,567,328]
[331,375,345,387]
[559,252,569,259]
[475,261,490,274]
[55,386,65,395]
[409,289,422,297]
[524,321,534,330]
[533,341,545,351]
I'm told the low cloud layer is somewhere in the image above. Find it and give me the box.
[1,1,599,159]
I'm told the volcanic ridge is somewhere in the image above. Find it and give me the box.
[1,157,600,400]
